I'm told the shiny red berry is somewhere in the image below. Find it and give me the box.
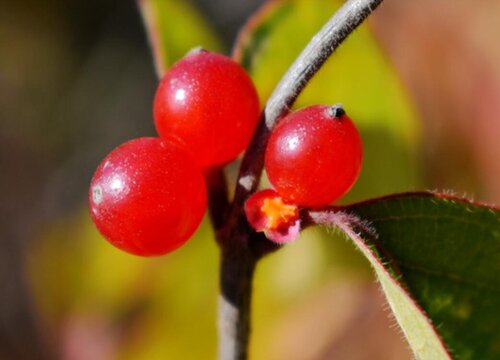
[153,49,260,166]
[89,137,207,256]
[264,105,362,206]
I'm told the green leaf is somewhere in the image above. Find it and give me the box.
[314,193,500,359]
[234,0,422,200]
[137,0,223,77]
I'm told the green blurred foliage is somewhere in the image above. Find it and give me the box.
[235,0,421,203]
[20,0,498,359]
[27,0,420,358]
[138,0,223,75]
[32,213,220,358]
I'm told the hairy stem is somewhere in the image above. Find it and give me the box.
[218,0,385,359]
[232,0,384,206]
[264,0,384,129]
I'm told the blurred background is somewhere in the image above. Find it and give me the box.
[0,0,499,359]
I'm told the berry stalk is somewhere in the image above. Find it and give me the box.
[217,0,385,358]
[230,0,384,211]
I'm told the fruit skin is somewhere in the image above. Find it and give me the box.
[89,137,207,256]
[154,50,260,166]
[264,105,362,206]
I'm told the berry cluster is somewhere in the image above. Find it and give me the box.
[89,49,363,254]
[89,50,260,256]
[245,104,363,243]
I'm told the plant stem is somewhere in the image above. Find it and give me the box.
[205,167,229,232]
[264,0,384,130]
[217,0,385,359]
[231,0,385,207]
[218,246,257,360]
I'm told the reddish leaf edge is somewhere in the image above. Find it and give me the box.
[305,191,498,359]
[136,0,167,78]
[306,202,452,360]
[326,215,454,359]
[340,190,499,211]
[232,0,285,61]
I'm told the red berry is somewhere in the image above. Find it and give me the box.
[153,50,260,166]
[89,137,207,256]
[264,105,362,206]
